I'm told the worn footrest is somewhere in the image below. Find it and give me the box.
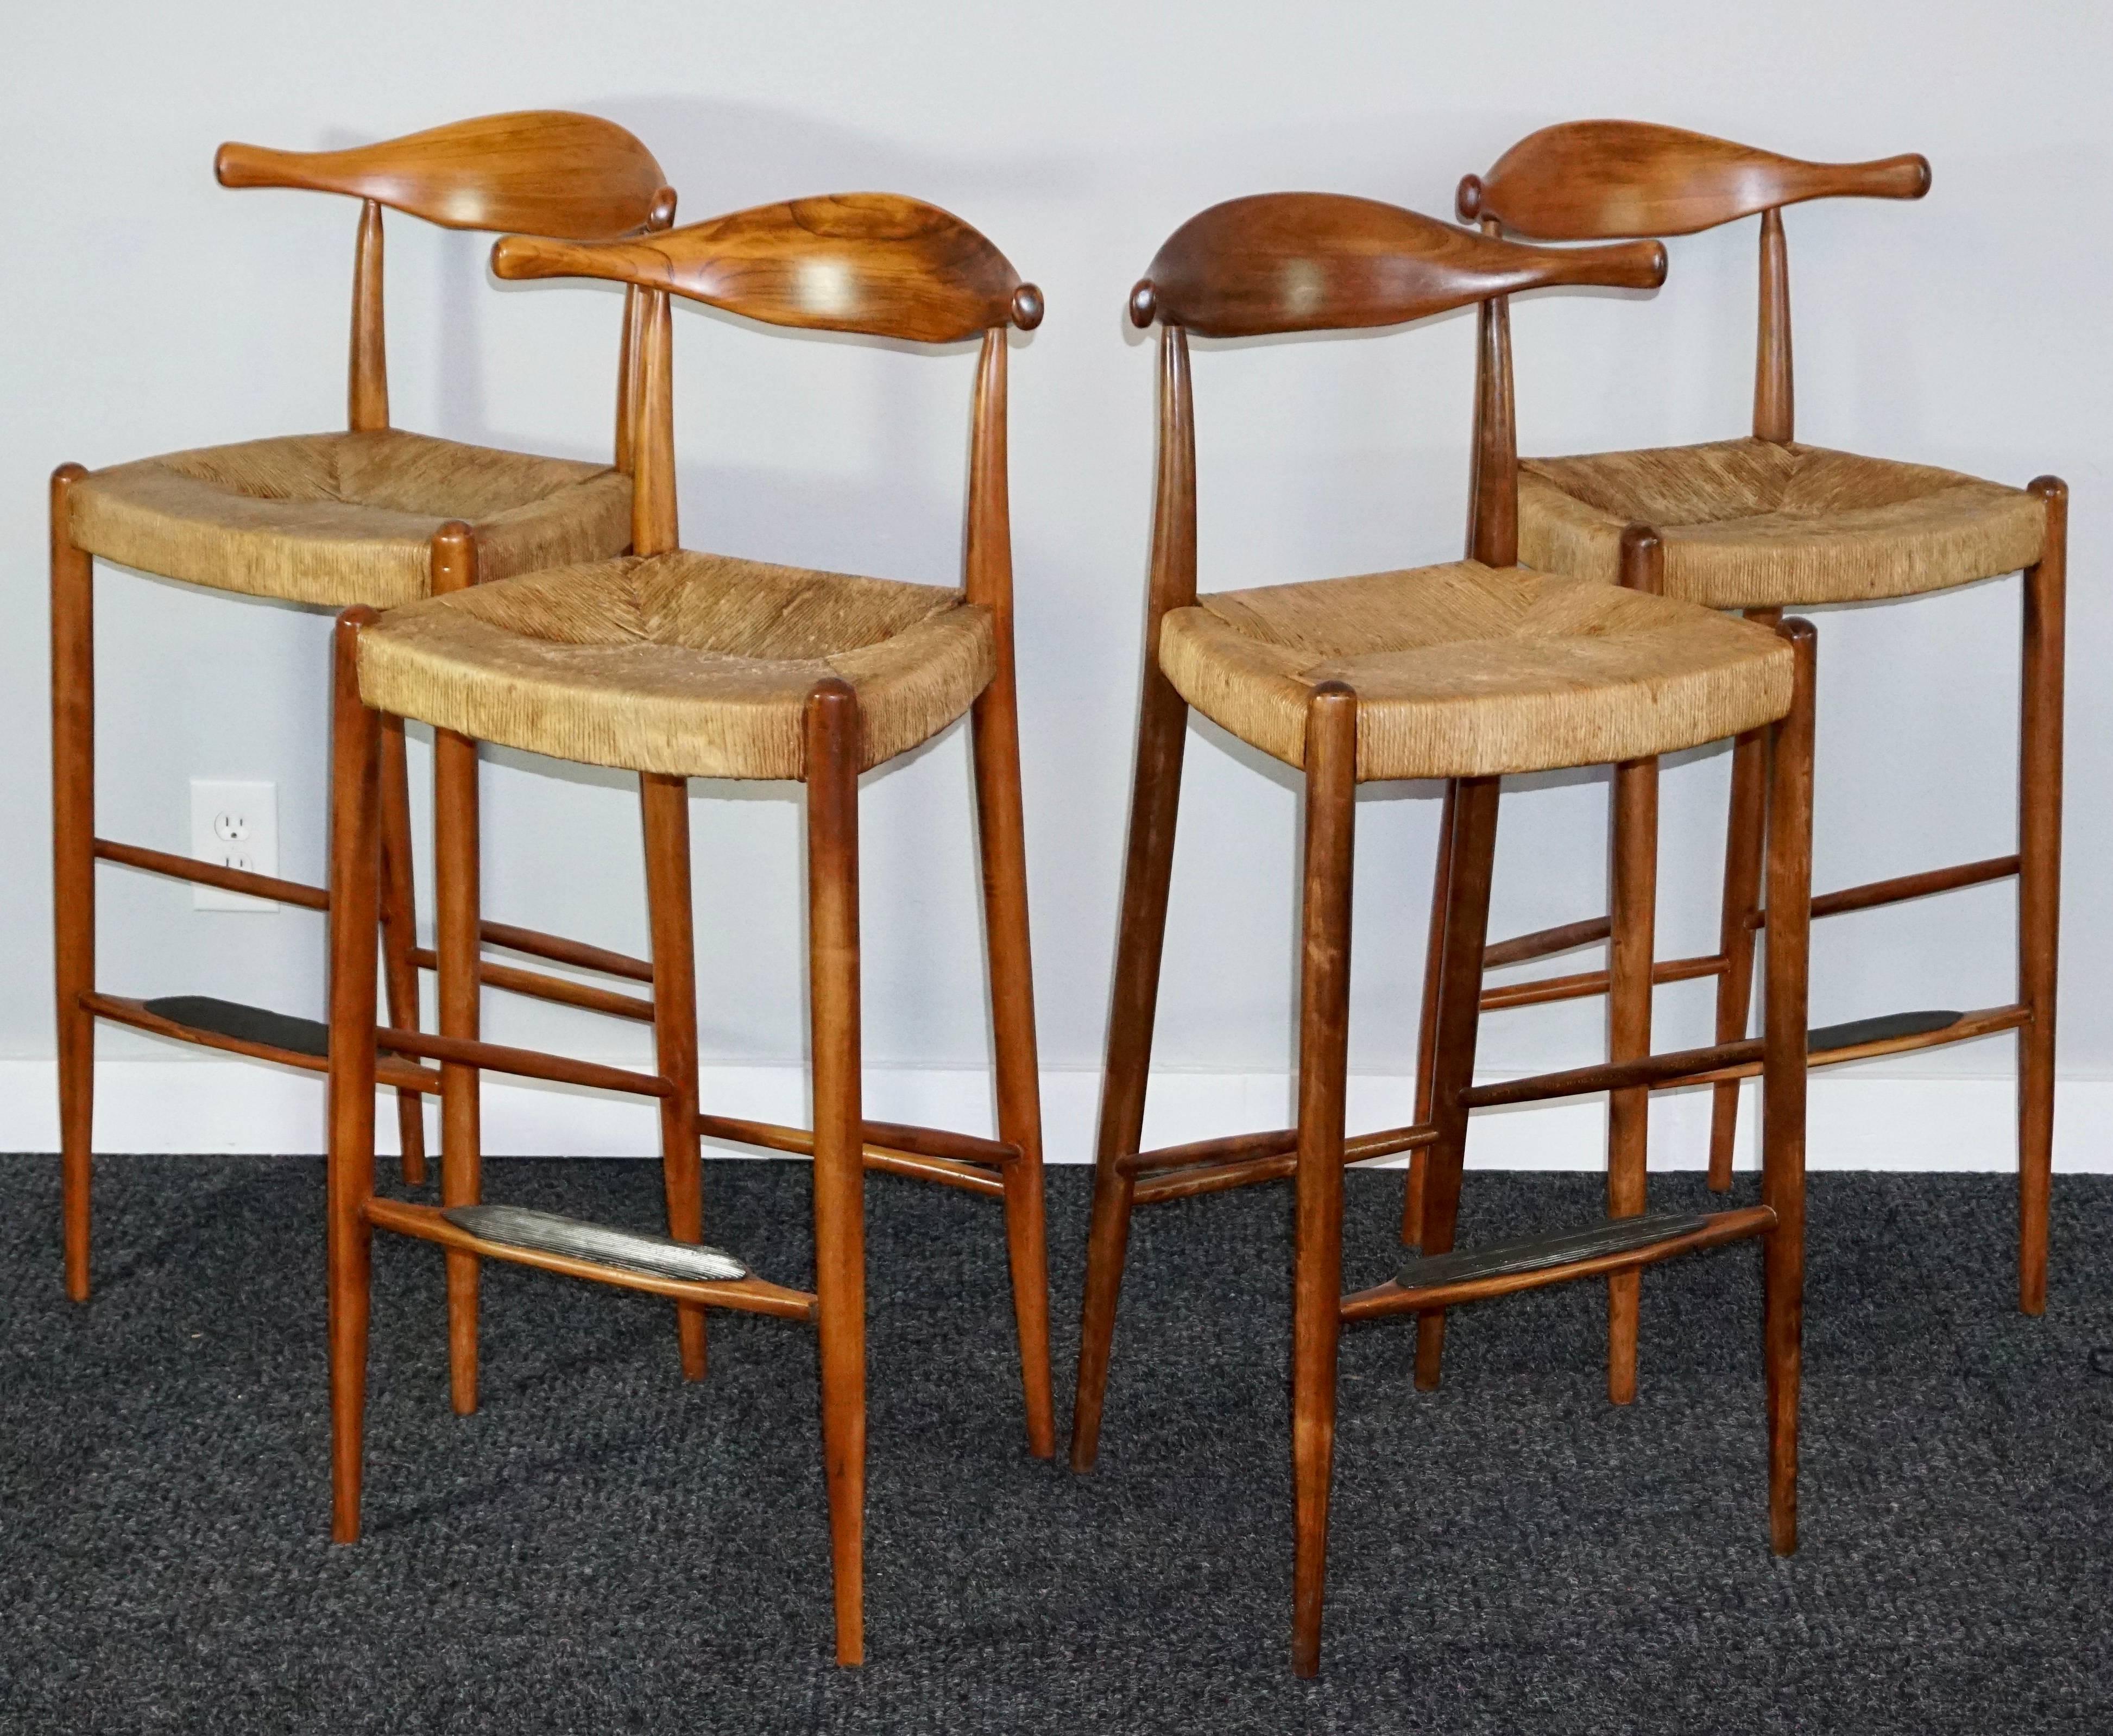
[142,995,329,1057]
[1809,1009,1961,1053]
[443,1204,747,1283]
[1400,1210,1715,1290]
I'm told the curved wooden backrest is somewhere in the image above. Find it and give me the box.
[1129,193,1664,337]
[216,110,673,239]
[1459,121,1929,241]
[492,194,1042,344]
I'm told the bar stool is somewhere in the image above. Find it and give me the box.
[321,193,1051,1666]
[1067,193,1816,1676]
[51,111,676,1302]
[1454,121,2065,1315]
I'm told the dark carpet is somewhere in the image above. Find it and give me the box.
[3,1156,2111,1734]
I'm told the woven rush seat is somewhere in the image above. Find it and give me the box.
[1518,438,2045,610]
[358,548,998,779]
[67,429,634,609]
[1156,560,1792,780]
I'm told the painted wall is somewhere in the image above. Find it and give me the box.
[5,1,2106,1164]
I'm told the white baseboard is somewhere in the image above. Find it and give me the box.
[2,1058,2107,1172]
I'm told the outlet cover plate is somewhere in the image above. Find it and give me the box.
[189,779,279,911]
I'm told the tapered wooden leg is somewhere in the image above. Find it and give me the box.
[642,773,707,1380]
[377,715,428,1188]
[1606,753,1658,1405]
[1071,667,1190,1471]
[808,680,866,1667]
[327,610,383,1544]
[1706,718,1770,1191]
[2018,478,2066,1316]
[1291,687,1356,1679]
[51,465,95,1302]
[434,725,482,1415]
[1414,777,1503,1391]
[1403,779,1457,1249]
[969,665,1055,1457]
[1762,619,1815,1556]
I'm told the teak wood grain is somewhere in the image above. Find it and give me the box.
[1128,193,1663,338]
[1458,119,1929,240]
[217,110,671,240]
[493,194,1043,345]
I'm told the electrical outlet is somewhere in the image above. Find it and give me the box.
[189,780,279,912]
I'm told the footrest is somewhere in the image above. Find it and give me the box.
[443,1204,747,1283]
[1809,1009,1962,1053]
[142,995,328,1057]
[1400,1210,1714,1290]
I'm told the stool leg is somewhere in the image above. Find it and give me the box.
[327,611,383,1544]
[1607,753,1658,1405]
[1291,687,1356,1679]
[969,665,1055,1458]
[642,773,707,1380]
[433,726,482,1415]
[1403,780,1458,1249]
[1414,777,1502,1391]
[1071,672,1189,1472]
[808,681,866,1666]
[2019,477,2066,1316]
[377,715,428,1188]
[1763,619,1816,1555]
[1706,719,1770,1192]
[51,465,95,1302]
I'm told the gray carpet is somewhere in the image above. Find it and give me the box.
[3,1155,2110,1733]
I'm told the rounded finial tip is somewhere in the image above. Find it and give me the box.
[1011,283,1044,330]
[1912,155,1933,198]
[1128,280,1157,328]
[1645,239,1669,285]
[649,185,679,229]
[1456,174,1484,222]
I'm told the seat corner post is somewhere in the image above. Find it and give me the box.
[1291,683,1357,1680]
[805,677,866,1668]
[326,607,384,1545]
[2017,475,2066,1316]
[51,461,96,1302]
[964,324,1056,1459]
[427,519,485,1411]
[640,769,706,1381]
[1762,616,1817,1557]
[1072,318,1198,1475]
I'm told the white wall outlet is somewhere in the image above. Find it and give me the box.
[189,779,280,911]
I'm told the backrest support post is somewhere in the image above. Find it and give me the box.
[1147,325,1199,622]
[615,188,679,473]
[1465,217,1518,567]
[349,200,388,431]
[964,330,1012,616]
[1753,207,1795,443]
[630,289,679,556]
[1468,292,1518,567]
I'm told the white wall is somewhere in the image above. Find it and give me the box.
[5,1,2109,1165]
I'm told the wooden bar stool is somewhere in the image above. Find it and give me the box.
[50,111,676,1302]
[1454,121,2066,1316]
[1066,194,1817,1676]
[321,194,1052,1666]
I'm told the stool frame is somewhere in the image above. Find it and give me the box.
[1065,194,1816,1675]
[49,112,675,1303]
[325,195,1054,1668]
[1451,122,2066,1326]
